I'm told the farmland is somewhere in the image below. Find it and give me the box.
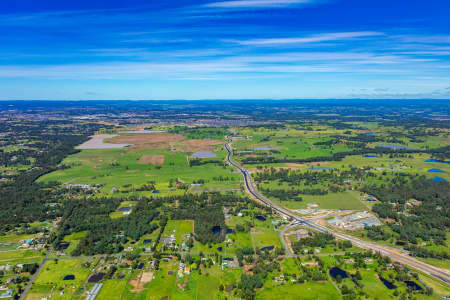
[38,132,242,197]
[0,100,449,300]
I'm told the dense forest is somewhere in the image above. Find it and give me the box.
[53,196,162,255]
[363,177,449,257]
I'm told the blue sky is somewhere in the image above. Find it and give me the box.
[1,0,450,100]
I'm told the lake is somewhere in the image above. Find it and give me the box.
[428,169,446,173]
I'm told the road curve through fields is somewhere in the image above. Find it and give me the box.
[224,140,450,286]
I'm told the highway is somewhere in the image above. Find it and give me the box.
[225,140,450,286]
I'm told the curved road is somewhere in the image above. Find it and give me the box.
[225,140,450,286]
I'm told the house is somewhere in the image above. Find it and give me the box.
[364,258,373,264]
[0,289,13,299]
[0,265,11,272]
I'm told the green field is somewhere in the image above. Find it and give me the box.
[39,147,242,197]
[27,258,94,300]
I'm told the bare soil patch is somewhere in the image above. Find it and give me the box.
[106,133,185,150]
[141,272,154,284]
[176,139,223,152]
[77,134,131,149]
[129,272,153,293]
[138,155,165,165]
[285,162,329,168]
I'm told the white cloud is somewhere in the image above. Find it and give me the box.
[231,31,383,45]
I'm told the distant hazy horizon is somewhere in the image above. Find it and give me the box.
[1,0,449,100]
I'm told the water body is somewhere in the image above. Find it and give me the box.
[152,190,160,194]
[329,267,348,279]
[404,281,422,291]
[376,144,416,150]
[253,146,274,151]
[143,239,152,244]
[433,176,448,182]
[309,167,334,171]
[379,276,396,289]
[212,226,221,235]
[63,275,75,280]
[256,215,266,221]
[364,132,375,136]
[364,155,377,158]
[261,246,274,251]
[59,242,70,249]
[192,151,217,158]
[425,159,450,165]
[217,247,223,251]
[118,206,131,212]
[226,228,233,234]
[428,169,447,173]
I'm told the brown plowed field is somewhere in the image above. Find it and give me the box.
[105,133,185,150]
[138,155,165,165]
[176,139,223,152]
[106,133,223,152]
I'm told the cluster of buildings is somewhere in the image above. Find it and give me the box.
[161,231,192,252]
[327,211,381,231]
[177,263,190,278]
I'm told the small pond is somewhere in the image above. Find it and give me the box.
[404,281,422,291]
[192,152,217,158]
[433,176,447,182]
[379,276,396,289]
[425,159,450,165]
[226,228,233,234]
[143,239,152,244]
[212,226,221,235]
[260,246,274,251]
[329,267,348,279]
[253,146,274,151]
[428,169,447,173]
[63,275,75,280]
[309,167,334,171]
[364,155,377,158]
[59,242,70,250]
[376,144,416,150]
[256,215,266,221]
[118,206,131,212]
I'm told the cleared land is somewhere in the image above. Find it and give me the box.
[175,139,223,152]
[106,133,185,150]
[138,154,165,165]
[77,134,131,149]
